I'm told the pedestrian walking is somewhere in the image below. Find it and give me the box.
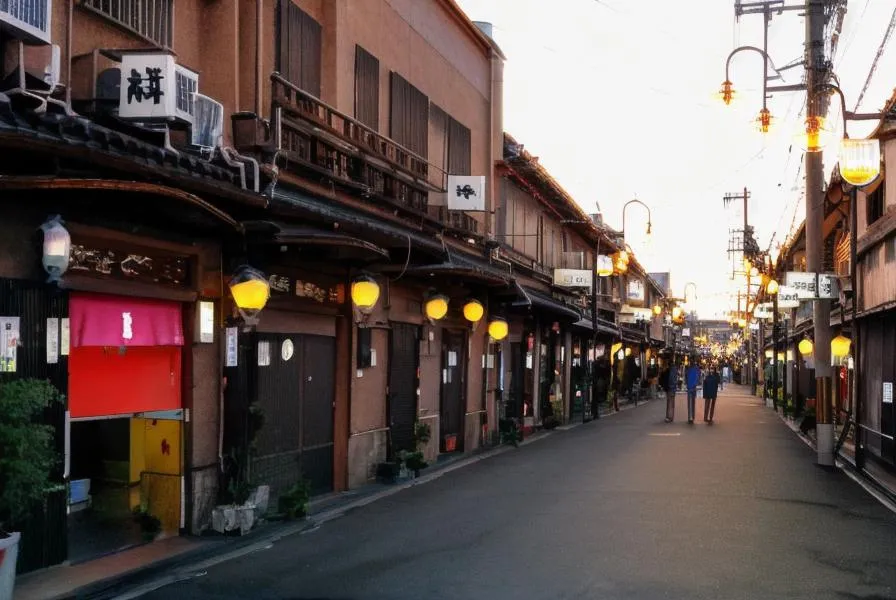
[685,360,701,424]
[702,368,720,423]
[662,362,677,423]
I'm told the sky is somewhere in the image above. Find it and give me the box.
[454,0,896,318]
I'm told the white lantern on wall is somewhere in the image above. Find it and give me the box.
[40,215,71,283]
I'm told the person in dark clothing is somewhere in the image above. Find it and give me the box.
[592,359,610,419]
[703,369,720,423]
[662,363,677,422]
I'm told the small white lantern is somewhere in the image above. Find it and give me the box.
[838,138,880,187]
[40,215,71,283]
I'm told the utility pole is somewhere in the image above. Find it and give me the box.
[805,0,834,467]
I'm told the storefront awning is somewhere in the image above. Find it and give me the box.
[619,324,647,345]
[70,293,184,347]
[511,284,582,322]
[571,317,619,337]
[243,220,390,261]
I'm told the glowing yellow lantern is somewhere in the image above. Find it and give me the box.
[738,318,747,329]
[755,107,773,134]
[462,299,484,323]
[424,294,449,320]
[617,250,629,264]
[767,279,779,295]
[765,349,773,359]
[831,335,851,358]
[798,115,834,153]
[351,275,380,313]
[229,266,270,320]
[653,305,662,316]
[718,79,735,105]
[839,138,881,187]
[596,255,614,277]
[672,306,683,320]
[487,317,508,341]
[625,347,632,357]
[798,338,814,356]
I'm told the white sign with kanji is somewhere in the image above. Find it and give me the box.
[119,53,198,123]
[447,175,486,211]
[784,271,839,300]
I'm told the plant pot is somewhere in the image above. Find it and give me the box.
[0,532,20,600]
[376,461,401,484]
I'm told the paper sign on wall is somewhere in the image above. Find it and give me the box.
[884,382,893,405]
[225,327,238,367]
[60,318,70,356]
[47,318,59,364]
[257,341,271,367]
[0,317,20,373]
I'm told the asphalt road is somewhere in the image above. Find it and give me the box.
[141,386,896,600]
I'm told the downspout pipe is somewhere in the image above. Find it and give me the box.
[256,0,264,116]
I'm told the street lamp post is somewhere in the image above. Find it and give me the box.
[621,199,652,240]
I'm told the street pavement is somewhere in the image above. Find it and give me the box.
[138,385,896,600]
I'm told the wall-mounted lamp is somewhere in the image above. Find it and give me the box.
[839,138,881,187]
[798,338,814,356]
[487,316,508,341]
[831,334,851,358]
[351,274,380,314]
[766,279,779,295]
[40,215,71,283]
[229,265,270,324]
[462,299,484,323]
[596,255,614,277]
[424,292,449,321]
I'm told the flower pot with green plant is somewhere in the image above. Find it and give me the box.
[0,378,65,596]
[132,503,163,542]
[277,479,311,520]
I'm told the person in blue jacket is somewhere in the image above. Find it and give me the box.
[702,368,721,423]
[685,360,701,424]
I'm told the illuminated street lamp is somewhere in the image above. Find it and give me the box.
[229,266,270,323]
[424,293,449,321]
[40,215,71,283]
[462,299,484,323]
[351,274,380,314]
[839,138,881,187]
[799,338,814,356]
[596,255,614,277]
[831,335,851,359]
[487,317,508,341]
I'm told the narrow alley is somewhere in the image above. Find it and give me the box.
[132,386,896,600]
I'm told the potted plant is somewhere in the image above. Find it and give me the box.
[0,378,64,597]
[277,479,311,520]
[132,504,163,542]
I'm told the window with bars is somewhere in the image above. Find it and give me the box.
[354,45,379,130]
[277,0,321,97]
[81,0,173,48]
[390,72,428,157]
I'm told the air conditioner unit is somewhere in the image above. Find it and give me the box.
[0,0,51,44]
[118,52,198,124]
[191,93,224,149]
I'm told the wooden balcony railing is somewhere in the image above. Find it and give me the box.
[269,73,447,217]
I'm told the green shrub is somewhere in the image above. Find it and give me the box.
[0,379,64,532]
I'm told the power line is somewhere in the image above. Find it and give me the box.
[854,6,896,110]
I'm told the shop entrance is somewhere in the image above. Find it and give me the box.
[67,293,184,562]
[439,330,466,453]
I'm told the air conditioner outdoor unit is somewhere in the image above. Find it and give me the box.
[191,93,224,150]
[0,0,51,44]
[118,52,198,124]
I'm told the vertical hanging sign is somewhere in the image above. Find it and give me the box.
[60,318,71,356]
[46,318,59,364]
[225,327,238,367]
